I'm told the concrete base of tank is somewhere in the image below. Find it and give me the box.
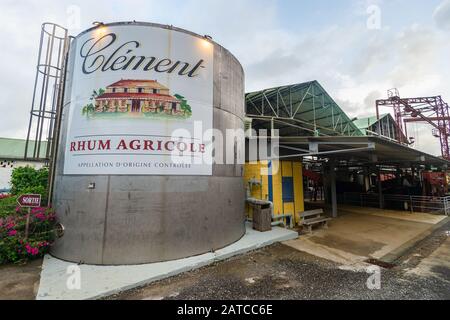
[37,223,299,300]
[50,175,245,265]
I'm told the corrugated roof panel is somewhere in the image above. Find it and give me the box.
[353,114,389,130]
[0,138,48,160]
[245,81,363,137]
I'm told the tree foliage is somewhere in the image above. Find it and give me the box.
[82,88,105,115]
[10,166,49,202]
[0,167,54,264]
[174,94,192,115]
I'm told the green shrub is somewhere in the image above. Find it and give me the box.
[0,167,55,264]
[0,195,18,218]
[10,166,49,203]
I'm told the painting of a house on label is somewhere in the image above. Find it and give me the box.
[82,79,192,119]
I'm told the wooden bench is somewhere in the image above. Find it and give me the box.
[299,209,332,234]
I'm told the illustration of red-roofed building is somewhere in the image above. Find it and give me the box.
[94,79,183,115]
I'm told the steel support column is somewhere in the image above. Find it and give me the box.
[330,160,338,218]
[363,166,370,193]
[378,168,384,209]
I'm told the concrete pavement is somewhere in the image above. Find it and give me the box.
[36,224,298,300]
[407,237,450,283]
[284,207,448,267]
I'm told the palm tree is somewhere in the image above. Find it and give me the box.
[174,94,192,116]
[82,88,105,116]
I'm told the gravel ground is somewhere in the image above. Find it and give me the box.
[109,224,450,300]
[1,223,447,300]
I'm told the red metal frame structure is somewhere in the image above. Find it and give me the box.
[376,89,450,160]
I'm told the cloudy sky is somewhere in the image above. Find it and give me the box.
[0,0,449,156]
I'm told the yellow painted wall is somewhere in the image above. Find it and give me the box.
[244,160,304,226]
[243,161,269,199]
[271,160,283,217]
[244,161,269,219]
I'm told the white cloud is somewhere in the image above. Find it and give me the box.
[0,0,449,158]
[434,0,450,30]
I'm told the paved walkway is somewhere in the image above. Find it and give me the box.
[36,224,298,300]
[407,237,450,283]
[284,207,448,267]
[337,205,447,224]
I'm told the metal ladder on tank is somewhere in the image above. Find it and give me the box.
[24,23,71,206]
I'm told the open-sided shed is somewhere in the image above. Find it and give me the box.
[245,82,450,220]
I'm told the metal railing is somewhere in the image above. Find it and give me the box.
[304,190,325,202]
[338,192,450,216]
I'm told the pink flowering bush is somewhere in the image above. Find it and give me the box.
[0,206,57,264]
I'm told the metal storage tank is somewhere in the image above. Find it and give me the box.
[51,22,246,265]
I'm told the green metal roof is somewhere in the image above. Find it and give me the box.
[353,114,389,130]
[0,137,48,160]
[352,113,408,143]
[245,81,363,137]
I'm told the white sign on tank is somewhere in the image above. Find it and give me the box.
[64,25,214,175]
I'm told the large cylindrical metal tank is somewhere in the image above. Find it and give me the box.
[51,22,245,265]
